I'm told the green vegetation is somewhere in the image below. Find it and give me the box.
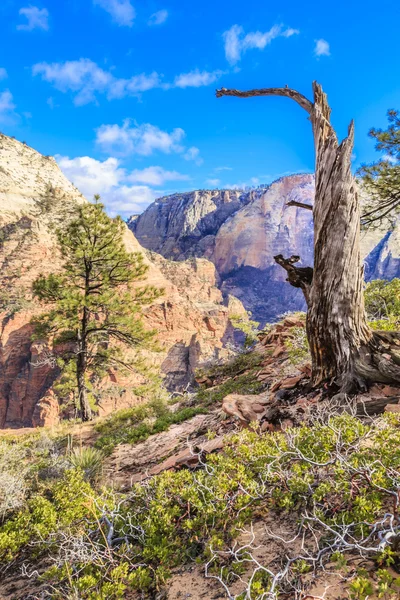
[32,197,162,421]
[285,325,310,364]
[3,412,400,597]
[94,400,207,455]
[68,445,104,483]
[358,109,400,228]
[196,349,265,382]
[230,312,260,347]
[365,278,400,330]
[95,351,266,455]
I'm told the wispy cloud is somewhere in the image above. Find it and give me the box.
[56,155,186,217]
[32,59,223,105]
[206,178,220,187]
[0,68,8,81]
[183,146,203,166]
[223,24,299,64]
[96,120,185,156]
[32,59,161,105]
[46,96,57,109]
[128,166,189,185]
[314,39,330,57]
[148,9,168,25]
[93,0,135,27]
[0,90,18,124]
[215,166,232,172]
[96,120,204,166]
[17,6,49,31]
[173,69,224,88]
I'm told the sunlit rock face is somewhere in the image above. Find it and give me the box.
[128,189,251,260]
[131,174,400,324]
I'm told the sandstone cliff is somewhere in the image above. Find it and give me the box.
[130,175,400,323]
[0,134,241,428]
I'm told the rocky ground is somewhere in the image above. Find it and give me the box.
[2,317,400,599]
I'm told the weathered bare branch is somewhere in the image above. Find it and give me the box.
[286,200,313,211]
[216,86,314,114]
[274,254,313,304]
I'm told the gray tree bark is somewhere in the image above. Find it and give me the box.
[217,82,400,391]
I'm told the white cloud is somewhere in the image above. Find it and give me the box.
[93,0,135,26]
[314,39,330,57]
[183,146,203,166]
[173,69,224,88]
[56,155,162,217]
[148,9,168,25]
[96,120,186,156]
[17,6,49,31]
[33,58,225,104]
[383,154,398,164]
[206,178,220,187]
[47,96,56,109]
[215,166,232,172]
[223,23,299,64]
[0,68,8,81]
[282,28,299,38]
[104,185,157,217]
[127,166,189,185]
[96,120,204,166]
[107,72,161,98]
[32,58,161,105]
[0,90,18,123]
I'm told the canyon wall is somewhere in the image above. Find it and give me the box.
[130,175,400,323]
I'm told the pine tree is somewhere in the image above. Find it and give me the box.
[357,110,400,227]
[32,196,162,421]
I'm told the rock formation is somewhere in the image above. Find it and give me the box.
[130,175,400,323]
[0,134,242,428]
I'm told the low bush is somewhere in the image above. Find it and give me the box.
[68,446,104,483]
[365,278,400,330]
[3,411,400,598]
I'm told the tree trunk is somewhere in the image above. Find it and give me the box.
[77,302,92,422]
[217,82,400,391]
[77,344,92,422]
[307,83,372,390]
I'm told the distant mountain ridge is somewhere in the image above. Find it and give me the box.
[129,174,400,323]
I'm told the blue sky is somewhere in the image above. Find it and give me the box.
[0,0,399,217]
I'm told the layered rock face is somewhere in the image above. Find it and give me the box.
[0,134,241,428]
[128,188,254,260]
[131,175,400,324]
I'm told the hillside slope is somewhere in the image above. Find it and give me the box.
[1,317,400,599]
[0,134,243,428]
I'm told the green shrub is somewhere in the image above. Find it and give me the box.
[365,278,400,330]
[68,446,104,483]
[284,325,310,364]
[0,469,96,562]
[7,411,400,598]
[230,312,259,347]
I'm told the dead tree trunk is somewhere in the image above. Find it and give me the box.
[217,82,400,392]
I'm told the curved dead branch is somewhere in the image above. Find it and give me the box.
[286,200,313,211]
[216,86,313,115]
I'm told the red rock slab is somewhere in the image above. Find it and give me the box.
[279,374,306,389]
[131,436,225,482]
[385,404,400,414]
